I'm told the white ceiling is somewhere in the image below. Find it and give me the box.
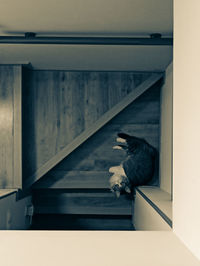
[0,0,173,71]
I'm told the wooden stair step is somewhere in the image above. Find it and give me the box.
[33,191,132,215]
[32,171,110,189]
[31,214,134,230]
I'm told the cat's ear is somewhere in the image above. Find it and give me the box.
[115,191,121,198]
[109,166,123,174]
[109,166,116,173]
[125,186,131,194]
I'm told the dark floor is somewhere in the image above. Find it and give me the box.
[30,214,135,230]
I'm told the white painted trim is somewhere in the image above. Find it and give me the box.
[136,186,172,227]
[24,72,163,188]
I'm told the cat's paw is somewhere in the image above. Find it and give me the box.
[113,145,123,150]
[116,137,126,143]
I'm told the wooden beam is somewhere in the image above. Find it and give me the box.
[24,72,163,188]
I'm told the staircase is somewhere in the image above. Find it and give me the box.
[31,171,133,230]
[31,130,134,230]
[30,76,162,230]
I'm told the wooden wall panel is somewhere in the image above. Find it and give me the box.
[0,65,22,188]
[84,72,109,128]
[110,81,160,125]
[23,70,155,182]
[55,125,159,172]
[55,82,160,172]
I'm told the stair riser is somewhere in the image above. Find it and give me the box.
[33,192,132,215]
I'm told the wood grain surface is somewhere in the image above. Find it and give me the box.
[0,65,22,188]
[23,70,156,186]
[33,191,132,215]
[33,171,110,189]
[33,78,161,192]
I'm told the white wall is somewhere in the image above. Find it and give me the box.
[0,193,32,229]
[160,62,173,195]
[174,0,200,260]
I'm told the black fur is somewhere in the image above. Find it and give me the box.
[110,133,158,195]
[118,132,155,156]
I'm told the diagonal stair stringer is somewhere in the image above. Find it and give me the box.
[25,72,164,188]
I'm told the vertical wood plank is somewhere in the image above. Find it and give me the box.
[0,65,22,188]
[121,72,137,97]
[84,72,98,128]
[22,68,36,181]
[59,71,73,145]
[72,72,85,137]
[84,72,109,128]
[13,66,22,188]
[0,66,14,188]
[34,71,58,170]
[98,72,109,117]
[108,72,122,109]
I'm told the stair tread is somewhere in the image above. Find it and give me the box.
[33,170,110,189]
[35,206,132,215]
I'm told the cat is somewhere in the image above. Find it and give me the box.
[109,133,158,197]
